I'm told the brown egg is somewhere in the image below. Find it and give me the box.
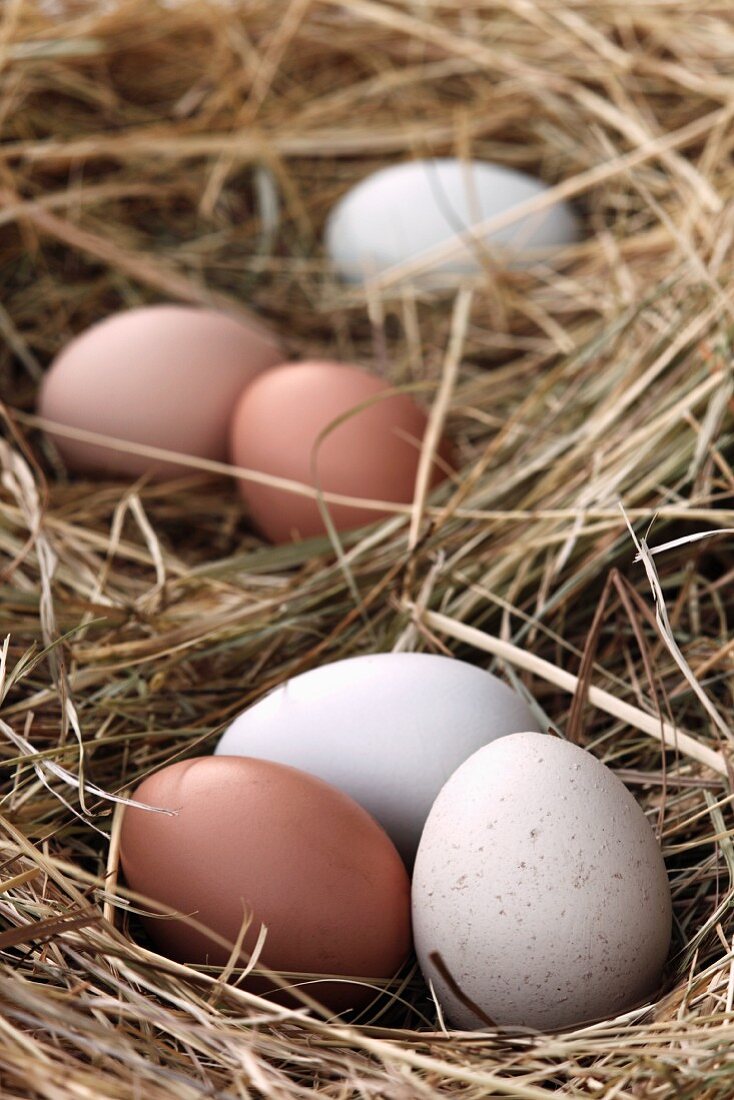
[39,305,283,479]
[229,359,453,542]
[119,756,412,1012]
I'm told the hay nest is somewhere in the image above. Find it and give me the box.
[2,0,734,1095]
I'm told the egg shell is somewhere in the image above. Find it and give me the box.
[119,756,411,1013]
[229,360,452,542]
[39,305,284,478]
[325,158,580,284]
[215,653,542,864]
[413,732,672,1030]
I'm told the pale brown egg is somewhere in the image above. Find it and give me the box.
[39,305,284,479]
[229,359,453,542]
[119,756,412,1013]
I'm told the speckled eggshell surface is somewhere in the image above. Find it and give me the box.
[39,305,284,478]
[215,653,542,864]
[413,732,672,1030]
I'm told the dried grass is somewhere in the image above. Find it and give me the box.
[2,0,734,1096]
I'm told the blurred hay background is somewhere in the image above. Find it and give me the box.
[1,0,734,1096]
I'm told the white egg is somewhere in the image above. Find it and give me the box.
[325,159,580,285]
[215,653,541,863]
[413,732,672,1031]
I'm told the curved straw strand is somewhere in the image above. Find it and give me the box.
[415,607,728,777]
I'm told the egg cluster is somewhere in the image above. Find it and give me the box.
[39,311,450,545]
[36,158,671,1031]
[119,654,672,1030]
[38,157,578,544]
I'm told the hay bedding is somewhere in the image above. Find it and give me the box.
[1,0,734,1095]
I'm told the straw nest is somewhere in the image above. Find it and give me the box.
[2,0,734,1096]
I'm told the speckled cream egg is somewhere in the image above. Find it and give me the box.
[413,732,672,1030]
[215,653,541,865]
[229,360,453,542]
[325,159,580,285]
[120,756,411,1013]
[39,305,284,478]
